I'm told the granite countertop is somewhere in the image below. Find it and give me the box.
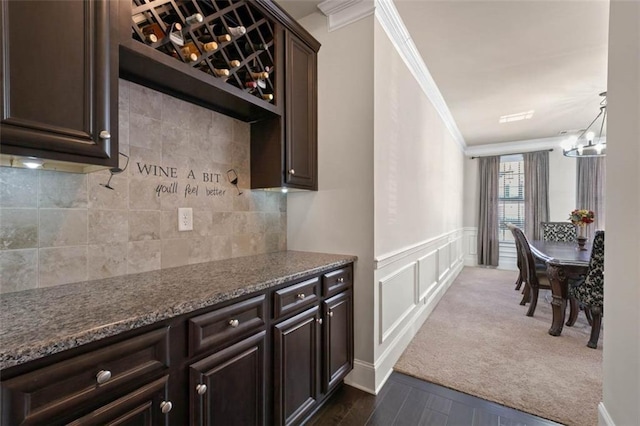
[0,250,356,371]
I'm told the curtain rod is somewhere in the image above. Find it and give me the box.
[470,148,553,159]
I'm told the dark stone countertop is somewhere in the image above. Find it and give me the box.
[0,250,356,370]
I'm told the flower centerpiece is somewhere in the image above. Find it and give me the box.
[569,209,595,249]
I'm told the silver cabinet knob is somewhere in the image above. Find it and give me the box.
[228,319,240,328]
[337,277,344,283]
[316,318,323,324]
[196,384,207,395]
[289,169,295,175]
[96,370,111,385]
[99,130,111,139]
[296,293,306,300]
[328,311,334,317]
[160,401,173,414]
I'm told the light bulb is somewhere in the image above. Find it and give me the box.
[586,131,595,142]
[595,143,603,154]
[577,144,584,155]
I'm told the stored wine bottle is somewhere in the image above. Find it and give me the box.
[228,26,246,37]
[202,41,218,52]
[212,68,230,77]
[261,94,273,101]
[141,22,165,42]
[241,41,267,55]
[212,59,241,69]
[185,13,203,25]
[214,34,231,43]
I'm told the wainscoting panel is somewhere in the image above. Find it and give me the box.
[417,250,438,303]
[438,243,451,280]
[379,262,417,344]
[369,229,465,394]
[464,227,478,266]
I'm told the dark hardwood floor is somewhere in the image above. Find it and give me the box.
[306,372,562,426]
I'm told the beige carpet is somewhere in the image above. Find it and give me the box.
[395,267,602,426]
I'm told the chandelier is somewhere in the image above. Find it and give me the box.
[562,92,607,158]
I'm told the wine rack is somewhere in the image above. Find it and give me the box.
[129,0,276,106]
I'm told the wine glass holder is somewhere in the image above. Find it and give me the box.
[130,0,276,105]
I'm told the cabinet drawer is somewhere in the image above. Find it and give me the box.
[323,267,352,296]
[188,294,267,358]
[273,277,319,319]
[1,327,169,425]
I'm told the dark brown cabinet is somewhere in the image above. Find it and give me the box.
[0,0,119,171]
[273,306,321,426]
[0,264,353,426]
[190,331,267,426]
[323,290,354,392]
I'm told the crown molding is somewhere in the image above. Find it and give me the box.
[317,0,375,31]
[464,136,567,157]
[374,0,467,151]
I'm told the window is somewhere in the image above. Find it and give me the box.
[498,154,525,242]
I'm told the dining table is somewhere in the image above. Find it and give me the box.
[529,240,592,337]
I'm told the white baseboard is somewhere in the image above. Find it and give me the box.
[344,359,376,394]
[598,402,616,426]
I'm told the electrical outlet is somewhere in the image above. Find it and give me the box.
[178,207,193,231]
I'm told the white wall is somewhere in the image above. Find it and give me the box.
[287,12,376,371]
[600,1,640,424]
[548,148,577,221]
[370,18,465,391]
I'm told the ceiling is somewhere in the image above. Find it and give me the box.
[277,0,610,148]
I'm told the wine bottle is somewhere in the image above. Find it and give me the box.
[228,26,246,37]
[185,13,203,25]
[212,59,241,69]
[261,94,274,101]
[142,22,165,42]
[202,41,218,52]
[212,68,230,77]
[241,41,267,56]
[214,34,231,43]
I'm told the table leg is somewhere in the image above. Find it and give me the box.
[546,264,567,336]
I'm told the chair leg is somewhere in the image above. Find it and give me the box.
[515,271,523,291]
[566,297,579,326]
[584,307,593,326]
[526,287,539,317]
[587,307,603,349]
[519,282,530,305]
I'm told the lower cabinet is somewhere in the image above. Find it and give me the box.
[189,331,267,426]
[273,306,321,426]
[0,264,353,426]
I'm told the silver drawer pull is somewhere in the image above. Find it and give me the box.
[328,311,334,317]
[229,319,240,328]
[160,401,173,414]
[316,318,323,324]
[96,370,111,385]
[337,277,345,283]
[296,293,306,300]
[99,130,111,139]
[289,168,296,175]
[196,384,207,395]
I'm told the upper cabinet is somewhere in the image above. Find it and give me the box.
[120,0,320,191]
[0,0,119,171]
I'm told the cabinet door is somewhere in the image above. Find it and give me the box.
[323,290,354,393]
[273,306,320,426]
[0,0,117,167]
[189,331,266,426]
[284,31,317,190]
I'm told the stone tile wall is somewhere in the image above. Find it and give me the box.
[0,80,286,293]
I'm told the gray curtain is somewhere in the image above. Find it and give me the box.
[477,156,500,266]
[577,157,606,238]
[523,151,550,240]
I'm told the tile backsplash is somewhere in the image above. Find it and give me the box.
[0,79,286,293]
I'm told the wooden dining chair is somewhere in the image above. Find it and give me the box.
[506,223,525,290]
[511,225,552,316]
[569,230,605,348]
[541,222,577,242]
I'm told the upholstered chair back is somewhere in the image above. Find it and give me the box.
[541,222,577,242]
[572,231,605,309]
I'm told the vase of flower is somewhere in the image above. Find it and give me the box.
[569,209,594,250]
